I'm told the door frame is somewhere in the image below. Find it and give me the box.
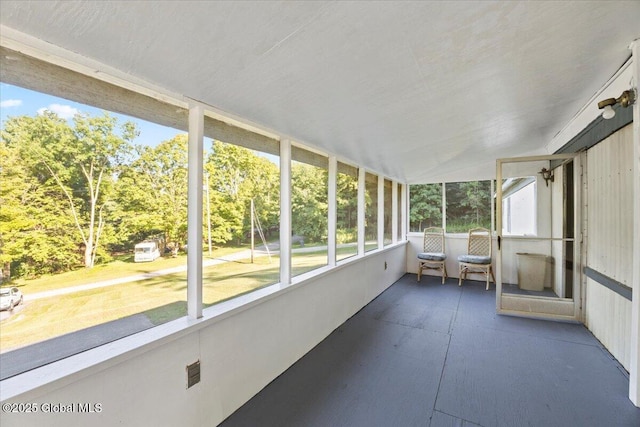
[496,153,582,321]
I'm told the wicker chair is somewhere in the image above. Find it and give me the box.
[458,227,495,290]
[417,227,447,284]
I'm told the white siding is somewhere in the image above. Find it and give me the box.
[585,124,634,370]
[586,277,632,369]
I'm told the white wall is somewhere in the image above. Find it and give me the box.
[0,245,407,427]
[585,124,634,370]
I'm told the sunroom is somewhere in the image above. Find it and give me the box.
[0,2,639,426]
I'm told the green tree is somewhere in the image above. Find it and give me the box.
[206,141,280,245]
[240,154,279,243]
[1,111,136,270]
[409,183,442,232]
[0,140,77,278]
[336,171,358,242]
[116,134,188,251]
[460,181,490,225]
[291,163,328,243]
[445,180,492,232]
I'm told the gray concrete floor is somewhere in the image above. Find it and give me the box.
[221,274,640,427]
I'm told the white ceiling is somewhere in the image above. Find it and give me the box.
[1,1,639,183]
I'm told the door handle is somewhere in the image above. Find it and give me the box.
[497,235,501,250]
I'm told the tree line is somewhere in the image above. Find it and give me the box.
[1,111,361,279]
[409,181,492,233]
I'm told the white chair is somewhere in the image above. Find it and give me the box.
[417,227,447,284]
[458,227,495,290]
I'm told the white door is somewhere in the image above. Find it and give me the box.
[496,153,581,321]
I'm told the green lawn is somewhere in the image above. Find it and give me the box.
[0,251,330,351]
[7,245,249,294]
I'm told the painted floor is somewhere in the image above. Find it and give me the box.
[221,274,640,427]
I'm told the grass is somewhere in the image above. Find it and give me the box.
[0,243,376,351]
[8,256,186,294]
[0,251,330,352]
[7,245,249,294]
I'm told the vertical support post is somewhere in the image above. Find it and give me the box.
[400,183,407,241]
[328,156,337,266]
[378,175,384,249]
[392,181,398,243]
[357,168,366,256]
[441,182,446,231]
[495,160,503,313]
[629,40,640,407]
[579,151,588,324]
[251,199,255,264]
[280,139,292,286]
[187,102,204,319]
[490,179,495,234]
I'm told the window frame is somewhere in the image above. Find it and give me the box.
[0,46,410,382]
[409,180,496,236]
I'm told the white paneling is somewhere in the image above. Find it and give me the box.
[0,246,406,427]
[586,278,632,370]
[630,39,640,407]
[586,124,634,285]
[585,124,633,371]
[1,334,204,427]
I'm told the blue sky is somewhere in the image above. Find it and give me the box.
[0,83,284,165]
[0,83,185,147]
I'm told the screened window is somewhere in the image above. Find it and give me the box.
[364,172,378,252]
[291,146,328,276]
[397,183,403,240]
[445,181,492,233]
[202,140,280,304]
[383,179,393,246]
[409,183,442,232]
[1,47,405,383]
[0,52,283,379]
[336,162,358,261]
[0,83,188,379]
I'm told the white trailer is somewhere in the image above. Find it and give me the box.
[134,241,161,262]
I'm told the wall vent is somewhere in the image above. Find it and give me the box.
[187,360,200,388]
